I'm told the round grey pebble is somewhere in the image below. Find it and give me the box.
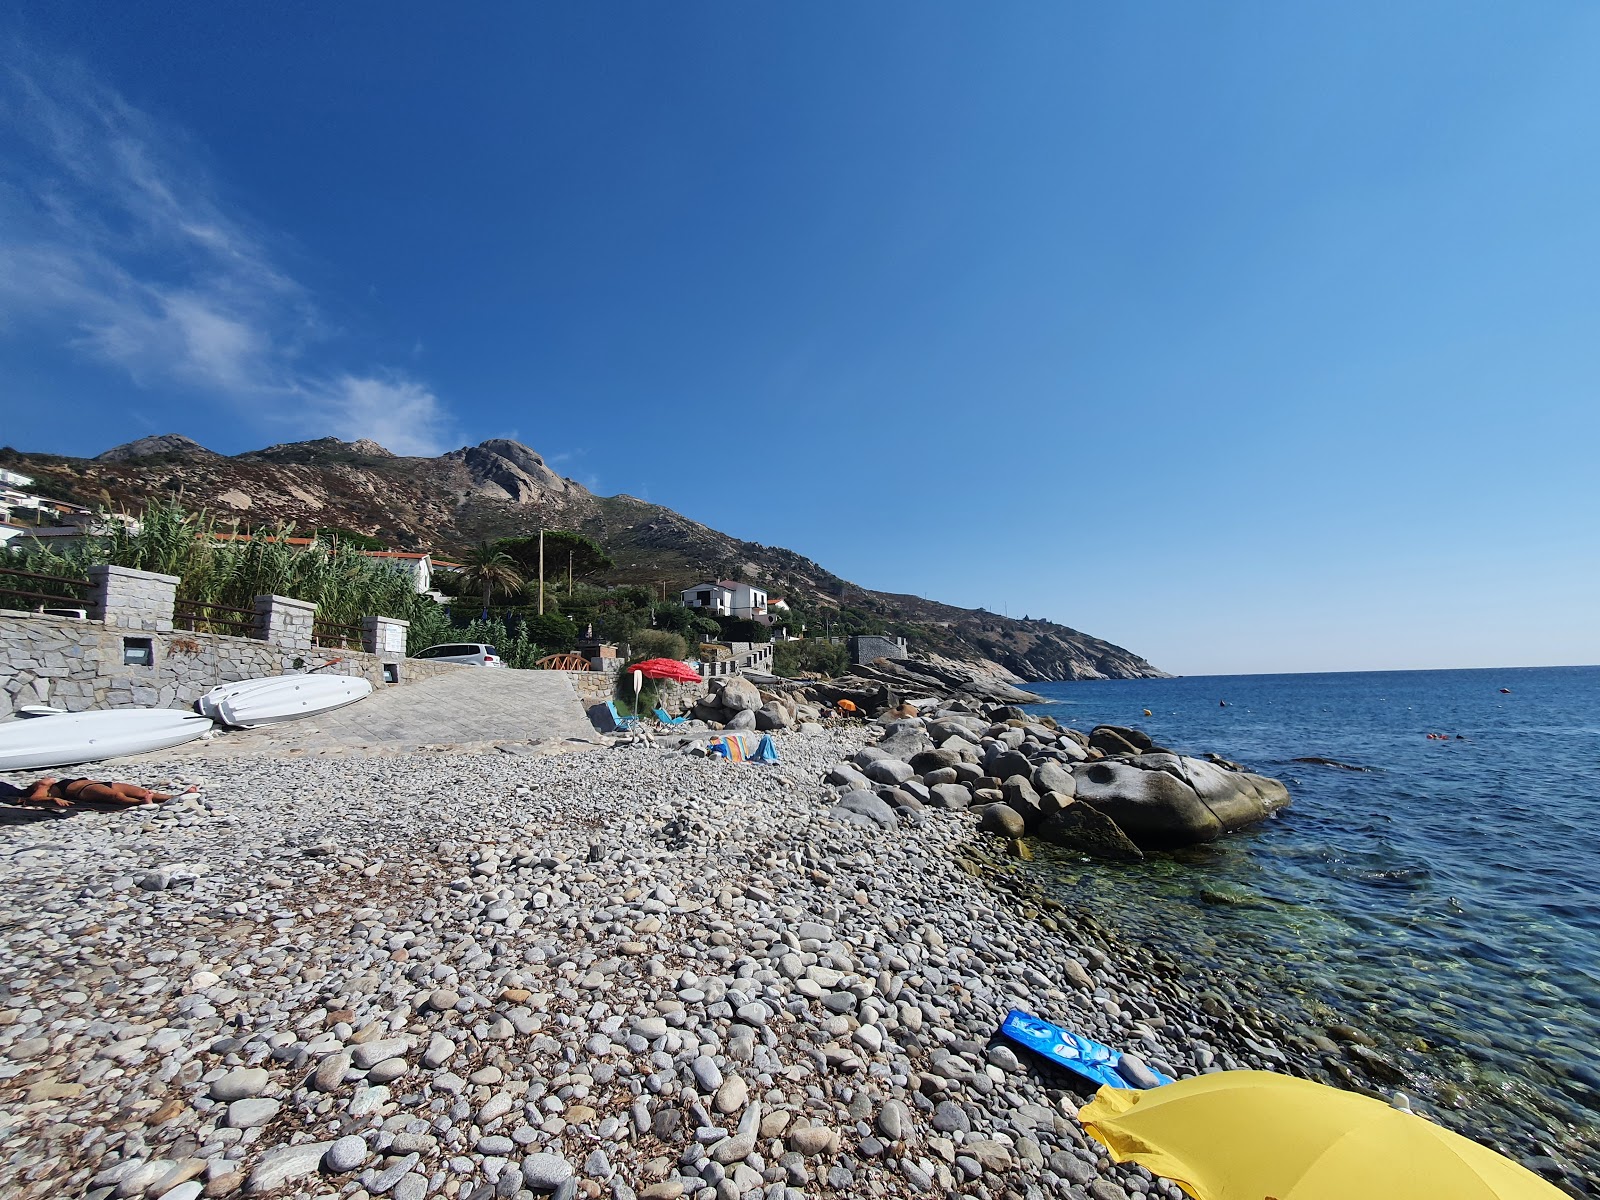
[325,1134,370,1173]
[522,1152,574,1191]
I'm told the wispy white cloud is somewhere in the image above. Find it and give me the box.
[0,43,453,453]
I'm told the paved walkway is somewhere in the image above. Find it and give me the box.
[189,667,600,757]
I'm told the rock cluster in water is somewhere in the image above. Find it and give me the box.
[0,710,1407,1200]
[816,707,1290,858]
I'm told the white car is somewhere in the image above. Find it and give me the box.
[414,642,503,666]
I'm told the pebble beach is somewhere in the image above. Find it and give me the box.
[0,724,1376,1200]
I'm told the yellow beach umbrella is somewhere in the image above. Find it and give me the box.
[1079,1071,1565,1200]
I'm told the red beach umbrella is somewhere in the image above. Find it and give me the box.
[631,657,703,683]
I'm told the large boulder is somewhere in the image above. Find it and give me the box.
[825,764,870,790]
[1089,726,1150,757]
[926,783,973,810]
[724,709,757,731]
[1070,755,1290,849]
[1032,761,1076,797]
[831,790,898,830]
[1001,776,1043,829]
[1037,803,1144,862]
[980,803,1026,838]
[863,758,916,786]
[754,703,792,731]
[910,748,961,775]
[987,748,1032,781]
[1132,753,1291,833]
[718,677,763,713]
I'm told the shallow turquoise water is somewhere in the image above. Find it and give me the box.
[1022,665,1600,1180]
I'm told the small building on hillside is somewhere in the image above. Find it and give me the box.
[681,580,768,621]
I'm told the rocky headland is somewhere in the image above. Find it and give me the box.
[0,704,1411,1200]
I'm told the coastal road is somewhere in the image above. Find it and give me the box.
[182,667,600,757]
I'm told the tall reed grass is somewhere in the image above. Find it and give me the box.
[5,502,441,650]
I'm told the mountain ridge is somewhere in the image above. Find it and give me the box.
[1,435,1168,682]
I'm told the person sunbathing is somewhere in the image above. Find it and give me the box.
[8,777,198,809]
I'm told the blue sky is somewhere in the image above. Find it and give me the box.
[3,3,1598,675]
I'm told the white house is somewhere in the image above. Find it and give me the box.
[0,469,34,488]
[681,580,735,617]
[681,580,768,621]
[361,550,436,594]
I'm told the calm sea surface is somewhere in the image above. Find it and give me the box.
[1021,666,1600,1177]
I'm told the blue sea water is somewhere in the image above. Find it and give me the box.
[1021,665,1600,1176]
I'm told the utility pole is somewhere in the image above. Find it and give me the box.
[538,529,545,616]
[568,550,573,595]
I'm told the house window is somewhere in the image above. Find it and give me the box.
[122,637,154,667]
[697,591,711,606]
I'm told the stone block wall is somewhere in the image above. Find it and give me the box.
[0,612,461,717]
[849,635,909,665]
[88,564,177,631]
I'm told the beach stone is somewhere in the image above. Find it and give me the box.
[691,1055,722,1091]
[367,1057,410,1083]
[351,1036,412,1070]
[226,1097,280,1129]
[875,1098,911,1142]
[245,1141,332,1193]
[325,1135,370,1173]
[521,1151,573,1191]
[423,1034,456,1068]
[787,1126,836,1156]
[713,1075,748,1115]
[209,1068,269,1101]
[931,1101,970,1134]
[312,1049,351,1091]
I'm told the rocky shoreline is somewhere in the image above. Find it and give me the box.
[0,718,1413,1200]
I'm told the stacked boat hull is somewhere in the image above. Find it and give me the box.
[0,709,215,771]
[197,674,373,728]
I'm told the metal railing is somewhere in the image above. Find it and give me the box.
[174,598,257,638]
[0,565,92,612]
[313,618,364,650]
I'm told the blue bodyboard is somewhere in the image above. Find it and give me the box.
[1000,1009,1173,1090]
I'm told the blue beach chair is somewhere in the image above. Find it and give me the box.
[605,701,639,732]
[653,707,686,726]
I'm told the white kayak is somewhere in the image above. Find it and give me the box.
[0,708,215,771]
[197,674,373,728]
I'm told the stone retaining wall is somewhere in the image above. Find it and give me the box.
[0,611,461,717]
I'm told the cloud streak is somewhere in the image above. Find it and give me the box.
[0,44,452,455]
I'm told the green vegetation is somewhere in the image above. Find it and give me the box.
[496,531,614,587]
[523,611,578,652]
[455,541,525,615]
[315,525,386,550]
[3,501,432,634]
[772,638,850,678]
[626,629,689,664]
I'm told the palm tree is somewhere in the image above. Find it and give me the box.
[457,541,525,618]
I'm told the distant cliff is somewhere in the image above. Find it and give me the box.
[1,436,1167,681]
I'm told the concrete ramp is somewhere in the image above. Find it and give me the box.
[190,667,600,757]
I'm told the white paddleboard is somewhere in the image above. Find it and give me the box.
[0,709,214,771]
[197,674,373,728]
